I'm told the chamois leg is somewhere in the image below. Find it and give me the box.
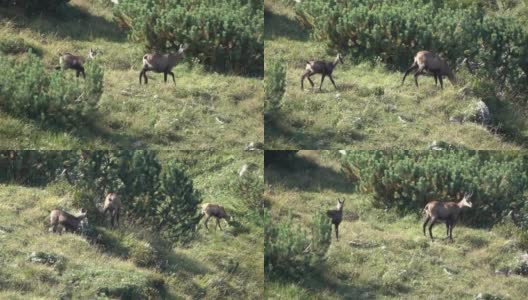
[81,69,86,79]
[140,68,149,84]
[335,223,339,241]
[216,218,223,230]
[448,220,454,242]
[115,210,120,227]
[76,70,81,78]
[168,71,175,84]
[301,70,311,90]
[401,63,417,86]
[204,215,211,230]
[307,74,315,88]
[428,217,437,241]
[446,222,450,238]
[329,74,337,90]
[423,216,430,236]
[414,66,425,87]
[438,75,444,89]
[319,74,326,91]
[163,72,168,83]
[434,74,438,86]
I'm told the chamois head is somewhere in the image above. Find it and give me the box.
[336,198,345,210]
[78,208,88,218]
[88,48,99,59]
[460,192,473,208]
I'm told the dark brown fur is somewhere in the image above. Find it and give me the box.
[423,193,472,242]
[326,199,344,240]
[201,203,231,230]
[103,192,122,228]
[139,45,187,84]
[49,208,87,234]
[302,53,344,91]
[402,50,456,89]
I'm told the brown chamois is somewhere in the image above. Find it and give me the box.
[301,53,344,91]
[49,208,88,234]
[103,192,122,228]
[402,50,456,89]
[56,48,97,79]
[139,44,188,85]
[326,198,345,240]
[201,203,232,231]
[423,192,473,242]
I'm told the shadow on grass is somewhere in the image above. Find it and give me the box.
[264,9,308,41]
[267,270,382,300]
[264,150,355,194]
[0,4,126,43]
[265,112,365,149]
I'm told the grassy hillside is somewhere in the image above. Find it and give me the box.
[265,151,528,299]
[0,0,262,149]
[0,150,263,299]
[264,0,527,150]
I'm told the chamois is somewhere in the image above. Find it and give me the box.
[103,192,122,228]
[201,203,232,231]
[402,51,456,89]
[423,192,473,242]
[49,208,88,234]
[301,53,344,91]
[326,198,345,241]
[56,48,97,78]
[139,44,188,85]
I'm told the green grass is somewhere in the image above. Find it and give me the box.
[0,0,262,149]
[264,0,527,150]
[265,150,528,299]
[0,150,263,299]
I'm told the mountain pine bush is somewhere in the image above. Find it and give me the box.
[0,52,104,129]
[114,0,263,75]
[342,151,528,228]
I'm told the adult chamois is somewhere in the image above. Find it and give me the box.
[56,48,98,78]
[402,51,456,89]
[103,192,122,228]
[139,44,188,85]
[423,192,473,242]
[49,208,88,234]
[201,203,232,231]
[301,53,344,91]
[326,198,345,241]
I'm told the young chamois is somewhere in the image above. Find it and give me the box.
[49,208,88,234]
[423,192,473,242]
[326,199,345,241]
[301,53,344,91]
[103,192,122,228]
[139,44,188,85]
[56,48,97,78]
[201,203,232,231]
[402,51,456,89]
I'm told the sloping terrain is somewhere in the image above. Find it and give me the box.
[265,151,528,299]
[0,0,263,149]
[0,150,263,299]
[264,0,527,150]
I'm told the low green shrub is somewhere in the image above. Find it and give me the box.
[342,151,528,228]
[0,52,104,129]
[265,59,286,114]
[265,209,331,279]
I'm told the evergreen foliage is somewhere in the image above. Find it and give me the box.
[114,0,263,75]
[264,59,286,114]
[0,52,104,129]
[0,0,70,15]
[342,151,528,228]
[265,209,332,279]
[296,0,528,90]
